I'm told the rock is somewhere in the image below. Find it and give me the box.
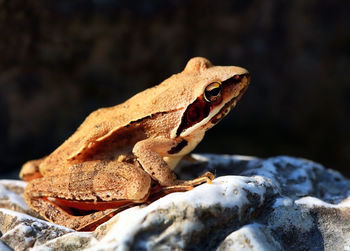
[0,209,73,251]
[217,223,282,251]
[0,155,350,250]
[0,180,30,214]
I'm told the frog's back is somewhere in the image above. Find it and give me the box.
[38,76,189,174]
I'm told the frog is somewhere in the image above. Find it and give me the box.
[20,57,250,231]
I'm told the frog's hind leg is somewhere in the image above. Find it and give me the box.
[28,197,134,231]
[24,161,152,231]
[19,157,45,181]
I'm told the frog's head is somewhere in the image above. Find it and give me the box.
[171,57,250,138]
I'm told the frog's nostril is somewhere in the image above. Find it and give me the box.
[233,73,250,86]
[234,75,241,81]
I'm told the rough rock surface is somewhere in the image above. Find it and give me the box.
[0,155,350,251]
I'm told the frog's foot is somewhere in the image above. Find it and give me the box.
[151,171,215,196]
[29,197,136,231]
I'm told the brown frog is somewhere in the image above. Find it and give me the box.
[20,57,250,231]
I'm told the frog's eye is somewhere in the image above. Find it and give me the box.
[204,81,222,102]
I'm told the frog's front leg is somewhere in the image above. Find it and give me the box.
[133,137,214,188]
[133,137,179,186]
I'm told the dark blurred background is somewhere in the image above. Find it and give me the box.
[0,0,349,178]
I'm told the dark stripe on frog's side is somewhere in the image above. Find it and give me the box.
[168,139,188,154]
[126,107,183,126]
[69,109,183,162]
[176,97,211,136]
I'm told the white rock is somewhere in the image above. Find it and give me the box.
[0,154,349,250]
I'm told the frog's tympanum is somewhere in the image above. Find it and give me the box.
[20,57,250,231]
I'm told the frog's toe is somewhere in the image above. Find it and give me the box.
[20,158,45,181]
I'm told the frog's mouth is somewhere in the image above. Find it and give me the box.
[209,73,250,125]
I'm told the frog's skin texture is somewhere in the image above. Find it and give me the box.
[20,57,250,231]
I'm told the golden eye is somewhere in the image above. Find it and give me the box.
[204,81,222,102]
